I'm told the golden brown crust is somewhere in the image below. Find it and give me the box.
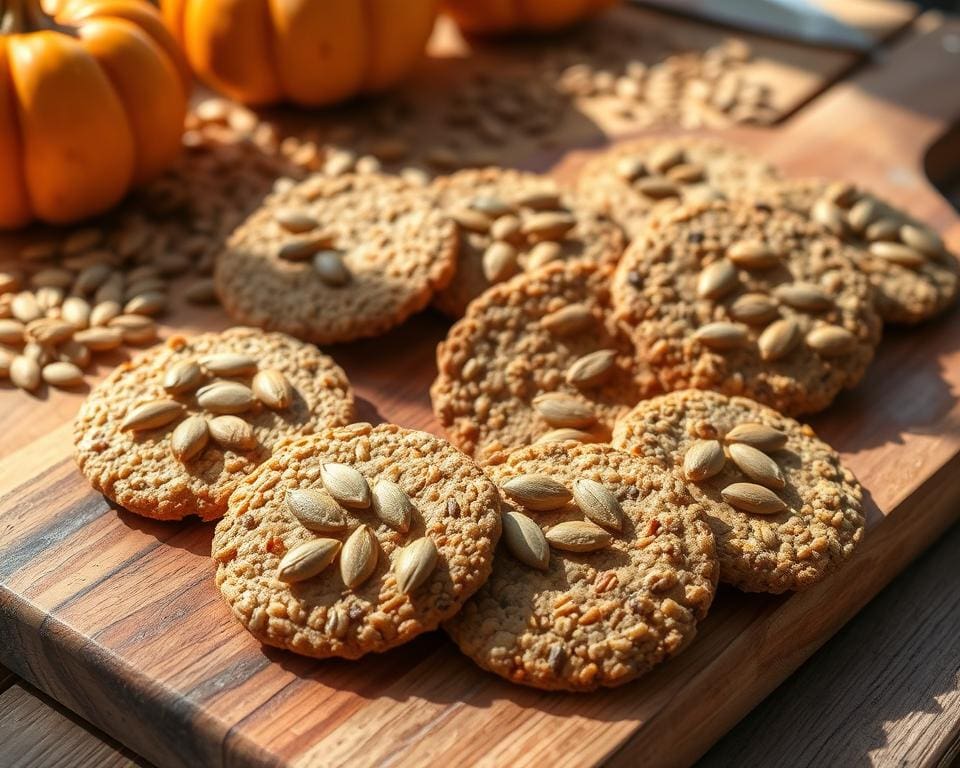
[612,389,865,593]
[431,260,660,461]
[74,327,354,521]
[445,441,718,691]
[215,173,458,344]
[611,200,883,415]
[212,423,502,659]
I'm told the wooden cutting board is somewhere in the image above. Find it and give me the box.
[1,11,959,768]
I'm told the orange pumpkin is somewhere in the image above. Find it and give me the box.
[0,0,189,229]
[161,0,440,107]
[443,0,619,34]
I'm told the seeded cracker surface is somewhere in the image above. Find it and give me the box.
[745,178,960,324]
[214,173,458,344]
[575,137,781,238]
[612,389,865,593]
[431,260,659,461]
[212,423,502,659]
[430,168,626,317]
[445,442,717,691]
[74,328,354,521]
[612,200,882,415]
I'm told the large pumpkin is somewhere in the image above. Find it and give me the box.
[0,0,189,228]
[161,0,440,107]
[443,0,619,34]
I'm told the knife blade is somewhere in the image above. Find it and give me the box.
[631,0,874,51]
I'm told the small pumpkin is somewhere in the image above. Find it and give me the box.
[443,0,620,35]
[161,0,440,107]
[0,0,190,229]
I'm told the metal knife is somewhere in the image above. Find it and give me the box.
[631,0,874,51]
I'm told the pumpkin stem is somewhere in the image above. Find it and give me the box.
[0,0,64,34]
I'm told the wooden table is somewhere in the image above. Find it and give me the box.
[3,520,958,767]
[3,4,960,768]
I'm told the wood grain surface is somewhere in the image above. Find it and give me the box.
[0,683,145,768]
[1,9,959,768]
[699,519,960,768]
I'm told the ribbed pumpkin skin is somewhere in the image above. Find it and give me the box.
[0,0,189,229]
[443,0,619,34]
[161,0,440,107]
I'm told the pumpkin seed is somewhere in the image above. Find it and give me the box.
[693,321,749,349]
[774,283,833,311]
[806,325,856,356]
[31,267,73,290]
[321,463,371,509]
[124,278,166,301]
[451,208,492,233]
[683,440,725,481]
[279,237,323,262]
[25,318,74,346]
[565,349,617,388]
[0,319,25,345]
[523,211,576,242]
[11,292,41,323]
[41,361,83,388]
[616,156,646,181]
[163,360,204,394]
[252,369,293,409]
[124,292,166,317]
[196,382,256,413]
[275,209,319,234]
[721,482,787,515]
[313,251,352,287]
[864,218,900,243]
[372,480,413,532]
[0,348,12,377]
[647,144,685,173]
[34,286,64,311]
[868,241,926,268]
[208,415,256,451]
[170,416,210,462]
[728,443,785,489]
[729,293,778,325]
[811,198,847,236]
[758,318,799,362]
[725,423,787,452]
[727,241,779,270]
[276,539,341,583]
[540,303,592,336]
[666,162,705,184]
[847,198,878,232]
[121,399,184,431]
[545,520,613,552]
[89,300,122,327]
[635,177,680,199]
[899,224,944,256]
[394,537,438,594]
[490,214,522,242]
[201,353,257,377]
[61,297,91,329]
[23,342,54,367]
[10,355,41,392]
[573,478,623,531]
[73,264,113,295]
[512,190,561,210]
[526,241,563,270]
[286,488,348,532]
[110,315,157,345]
[502,474,572,511]
[535,428,597,444]
[469,196,513,217]
[532,392,597,428]
[502,510,549,570]
[74,326,124,351]
[482,242,519,284]
[94,275,125,305]
[340,525,379,589]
